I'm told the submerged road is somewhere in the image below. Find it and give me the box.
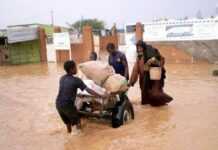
[0,62,218,150]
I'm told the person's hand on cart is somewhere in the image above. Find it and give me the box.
[102,91,110,99]
[85,87,109,99]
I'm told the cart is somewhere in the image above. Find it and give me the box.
[76,91,134,128]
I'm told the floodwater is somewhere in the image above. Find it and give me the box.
[0,62,218,150]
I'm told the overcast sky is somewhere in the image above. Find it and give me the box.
[0,0,218,28]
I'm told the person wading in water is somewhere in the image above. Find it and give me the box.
[56,60,107,134]
[128,40,173,106]
[107,43,129,80]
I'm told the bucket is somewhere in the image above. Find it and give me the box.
[149,67,162,80]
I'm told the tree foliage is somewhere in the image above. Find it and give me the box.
[72,18,105,32]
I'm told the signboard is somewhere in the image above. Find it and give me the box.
[166,24,193,37]
[143,25,166,41]
[53,32,71,50]
[7,27,38,43]
[142,22,218,41]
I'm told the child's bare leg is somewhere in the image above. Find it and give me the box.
[66,123,72,133]
[76,119,81,129]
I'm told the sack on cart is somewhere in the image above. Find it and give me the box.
[78,61,114,85]
[103,74,128,93]
[77,79,106,96]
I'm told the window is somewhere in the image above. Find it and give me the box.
[126,25,136,33]
[46,35,53,44]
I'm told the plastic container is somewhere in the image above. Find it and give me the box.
[149,67,162,80]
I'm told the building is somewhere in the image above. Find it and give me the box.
[124,17,218,63]
[0,24,48,65]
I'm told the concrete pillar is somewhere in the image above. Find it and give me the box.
[136,22,143,42]
[99,34,118,52]
[38,27,47,62]
[82,25,94,59]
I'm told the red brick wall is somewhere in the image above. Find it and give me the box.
[56,50,70,62]
[152,44,193,63]
[70,25,94,63]
[70,43,85,63]
[99,34,118,52]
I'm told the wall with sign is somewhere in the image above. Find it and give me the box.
[53,32,71,50]
[142,20,218,41]
[53,32,71,63]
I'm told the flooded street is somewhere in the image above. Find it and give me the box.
[0,62,218,150]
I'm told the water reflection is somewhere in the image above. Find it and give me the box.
[0,62,218,150]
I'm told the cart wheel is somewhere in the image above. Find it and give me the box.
[112,95,134,128]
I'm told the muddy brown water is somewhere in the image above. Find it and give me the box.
[0,62,218,150]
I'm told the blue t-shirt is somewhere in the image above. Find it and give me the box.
[109,51,127,77]
[56,75,87,106]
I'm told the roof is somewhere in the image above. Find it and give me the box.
[7,23,69,35]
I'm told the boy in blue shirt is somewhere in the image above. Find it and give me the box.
[56,60,106,134]
[107,43,129,80]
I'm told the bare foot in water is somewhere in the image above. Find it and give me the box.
[71,125,82,136]
[66,124,72,133]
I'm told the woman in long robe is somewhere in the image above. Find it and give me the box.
[128,40,172,106]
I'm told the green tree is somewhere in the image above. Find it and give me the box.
[71,18,105,32]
